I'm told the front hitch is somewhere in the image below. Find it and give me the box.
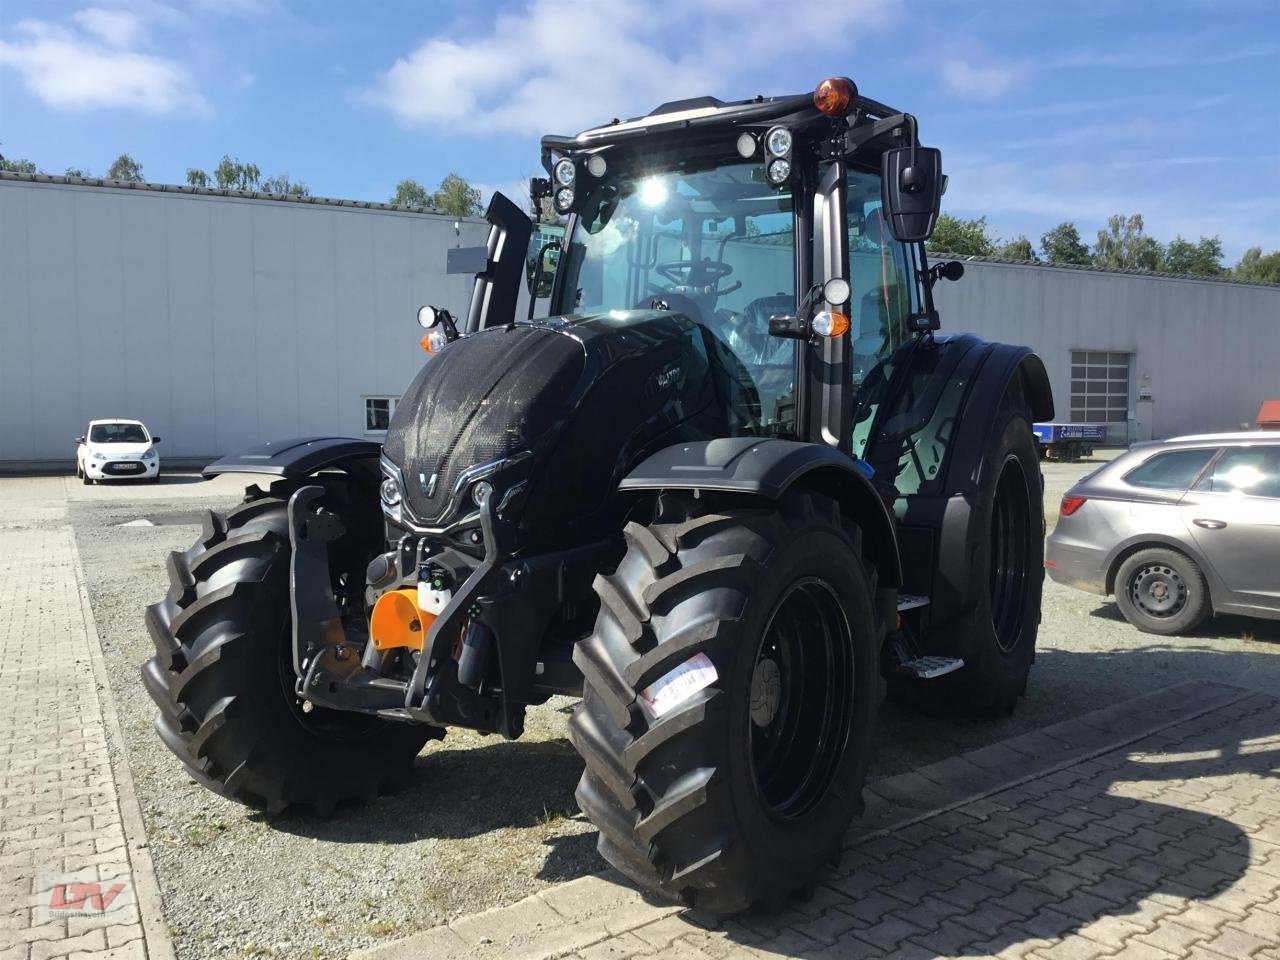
[287,486,408,716]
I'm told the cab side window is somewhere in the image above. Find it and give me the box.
[1123,448,1216,490]
[847,168,917,387]
[1203,446,1280,498]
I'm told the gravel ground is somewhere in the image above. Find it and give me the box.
[52,461,1280,960]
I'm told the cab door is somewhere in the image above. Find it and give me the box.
[1179,445,1280,614]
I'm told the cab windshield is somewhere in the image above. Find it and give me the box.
[553,160,797,435]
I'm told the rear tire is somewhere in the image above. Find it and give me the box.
[570,490,880,915]
[890,386,1043,716]
[142,480,436,813]
[1114,548,1210,636]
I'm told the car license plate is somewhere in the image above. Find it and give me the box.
[117,463,140,471]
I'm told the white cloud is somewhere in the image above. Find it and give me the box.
[0,10,205,114]
[367,0,895,136]
[72,8,143,48]
[939,58,1021,100]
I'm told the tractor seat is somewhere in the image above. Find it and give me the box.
[730,294,794,366]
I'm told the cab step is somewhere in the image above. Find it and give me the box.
[897,593,930,611]
[895,655,965,680]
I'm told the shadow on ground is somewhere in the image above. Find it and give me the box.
[714,682,1279,957]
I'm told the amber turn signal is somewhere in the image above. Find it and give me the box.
[814,77,854,116]
[811,310,850,338]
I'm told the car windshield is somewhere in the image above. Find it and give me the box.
[90,423,148,443]
[553,160,796,435]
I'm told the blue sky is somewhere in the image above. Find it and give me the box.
[2,0,1277,260]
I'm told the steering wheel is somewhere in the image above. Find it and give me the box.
[655,259,734,285]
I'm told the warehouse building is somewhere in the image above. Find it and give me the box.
[2,173,1278,468]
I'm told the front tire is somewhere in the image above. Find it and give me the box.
[1114,548,1210,636]
[142,481,436,813]
[570,491,880,915]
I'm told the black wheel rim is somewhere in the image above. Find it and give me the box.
[990,456,1032,654]
[748,578,855,820]
[1129,563,1187,619]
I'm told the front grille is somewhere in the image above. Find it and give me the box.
[103,460,147,476]
[384,326,584,523]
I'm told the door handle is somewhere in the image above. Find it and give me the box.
[1193,519,1227,530]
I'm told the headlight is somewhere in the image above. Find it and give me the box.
[380,477,402,507]
[554,158,575,186]
[143,448,157,459]
[554,187,574,212]
[471,480,493,508]
[766,158,791,184]
[92,451,106,461]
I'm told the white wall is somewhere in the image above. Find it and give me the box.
[0,178,489,464]
[932,258,1280,440]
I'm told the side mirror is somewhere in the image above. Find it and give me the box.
[75,436,86,445]
[151,436,162,444]
[881,146,943,242]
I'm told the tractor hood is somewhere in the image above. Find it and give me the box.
[382,310,733,545]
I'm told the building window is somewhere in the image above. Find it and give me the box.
[364,397,398,434]
[1069,350,1130,425]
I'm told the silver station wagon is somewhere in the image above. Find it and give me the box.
[1046,432,1280,635]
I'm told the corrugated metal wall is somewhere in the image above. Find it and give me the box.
[932,258,1280,441]
[0,178,489,465]
[3,178,1278,466]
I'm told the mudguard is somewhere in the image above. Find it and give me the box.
[620,437,902,587]
[201,436,381,479]
[856,333,1053,633]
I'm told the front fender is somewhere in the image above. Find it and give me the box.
[202,436,381,479]
[620,437,901,587]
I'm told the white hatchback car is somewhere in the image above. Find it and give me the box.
[76,419,162,483]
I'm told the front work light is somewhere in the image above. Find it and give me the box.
[554,158,575,186]
[811,310,850,338]
[813,77,855,116]
[735,132,757,158]
[766,127,792,157]
[766,158,791,184]
[554,187,574,211]
[585,154,607,178]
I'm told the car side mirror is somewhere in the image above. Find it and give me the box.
[75,436,86,444]
[881,146,943,242]
[151,437,162,444]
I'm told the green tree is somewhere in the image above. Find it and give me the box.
[260,173,310,197]
[390,178,431,208]
[997,236,1037,262]
[1234,247,1280,284]
[106,154,144,182]
[1160,235,1224,277]
[431,172,482,217]
[64,167,90,177]
[0,156,38,174]
[214,155,261,191]
[926,213,996,256]
[186,168,210,188]
[1092,214,1162,271]
[1039,222,1092,265]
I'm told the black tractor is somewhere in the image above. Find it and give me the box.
[143,77,1052,914]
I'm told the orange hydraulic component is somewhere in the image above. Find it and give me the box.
[369,589,433,652]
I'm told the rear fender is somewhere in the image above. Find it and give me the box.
[619,437,902,588]
[858,336,1053,632]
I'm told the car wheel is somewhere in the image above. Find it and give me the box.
[1114,548,1210,636]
